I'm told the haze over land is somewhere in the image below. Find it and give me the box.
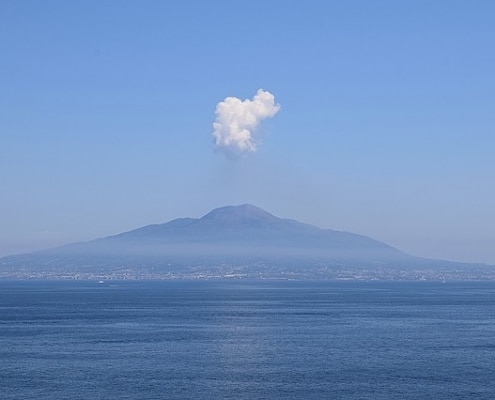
[1,2,494,265]
[1,205,493,280]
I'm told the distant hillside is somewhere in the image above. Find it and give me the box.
[1,204,493,280]
[32,204,409,261]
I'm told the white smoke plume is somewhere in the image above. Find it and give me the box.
[212,89,280,157]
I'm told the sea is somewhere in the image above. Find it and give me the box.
[1,280,494,399]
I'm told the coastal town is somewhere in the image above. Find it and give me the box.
[2,261,494,282]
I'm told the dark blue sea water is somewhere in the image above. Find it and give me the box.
[1,280,494,399]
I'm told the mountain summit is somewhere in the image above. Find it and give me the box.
[199,204,281,227]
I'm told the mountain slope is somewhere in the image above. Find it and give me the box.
[85,203,404,256]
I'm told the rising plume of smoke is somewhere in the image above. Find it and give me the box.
[212,89,280,157]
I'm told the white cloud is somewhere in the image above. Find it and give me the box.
[212,89,280,157]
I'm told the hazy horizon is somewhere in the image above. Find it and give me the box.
[1,1,494,265]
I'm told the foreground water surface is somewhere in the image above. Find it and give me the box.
[1,280,494,399]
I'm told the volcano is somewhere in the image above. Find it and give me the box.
[1,204,489,279]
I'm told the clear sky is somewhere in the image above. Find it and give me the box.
[1,1,494,264]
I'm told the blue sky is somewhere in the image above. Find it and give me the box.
[1,1,494,264]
